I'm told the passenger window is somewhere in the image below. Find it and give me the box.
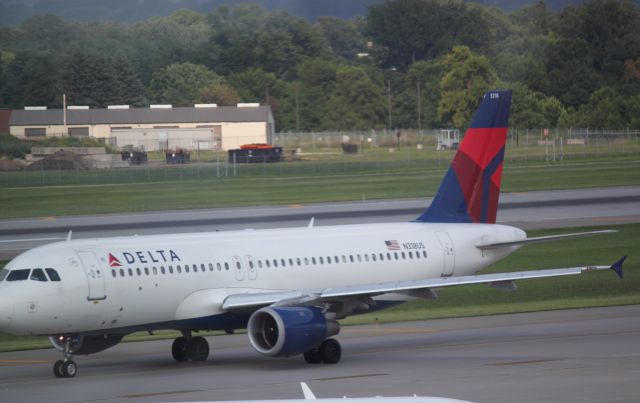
[423,251,427,258]
[273,259,278,268]
[209,263,214,271]
[201,264,205,271]
[289,258,294,266]
[217,263,222,271]
[161,266,166,274]
[304,258,309,266]
[45,268,61,282]
[296,258,301,266]
[177,266,182,274]
[169,266,174,274]
[31,268,48,282]
[258,260,263,269]
[319,257,324,264]
[342,255,347,263]
[128,268,133,276]
[401,252,406,259]
[119,269,125,277]
[280,259,286,267]
[312,257,316,265]
[394,252,399,260]
[349,255,354,263]
[153,267,158,275]
[380,253,384,261]
[185,265,189,273]
[193,264,198,272]
[372,254,377,262]
[136,268,141,276]
[144,267,150,275]
[112,271,117,278]
[224,263,229,271]
[7,269,30,281]
[326,256,331,264]
[357,254,362,262]
[408,251,413,259]
[249,260,254,269]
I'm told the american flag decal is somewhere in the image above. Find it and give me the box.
[385,240,401,251]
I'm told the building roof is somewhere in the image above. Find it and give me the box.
[9,106,272,126]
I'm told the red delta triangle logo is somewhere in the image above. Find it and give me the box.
[108,253,122,267]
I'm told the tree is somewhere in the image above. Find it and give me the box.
[438,46,497,128]
[316,16,367,60]
[197,83,240,106]
[366,0,495,70]
[3,51,65,108]
[147,63,222,106]
[327,65,386,130]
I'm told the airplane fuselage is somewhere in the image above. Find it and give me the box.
[0,222,524,336]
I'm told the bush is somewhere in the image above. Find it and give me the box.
[0,134,30,159]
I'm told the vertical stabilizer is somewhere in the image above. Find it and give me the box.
[416,90,512,224]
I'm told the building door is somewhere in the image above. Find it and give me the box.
[77,251,107,300]
[434,231,455,277]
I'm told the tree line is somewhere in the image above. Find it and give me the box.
[1,0,639,132]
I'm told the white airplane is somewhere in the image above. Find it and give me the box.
[0,90,625,378]
[177,382,474,403]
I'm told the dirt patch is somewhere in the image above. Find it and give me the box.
[26,150,93,171]
[0,159,23,171]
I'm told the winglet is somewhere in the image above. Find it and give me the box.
[300,382,316,400]
[610,256,626,279]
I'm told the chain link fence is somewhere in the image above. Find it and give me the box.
[2,128,639,188]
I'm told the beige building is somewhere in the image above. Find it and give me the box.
[9,104,275,151]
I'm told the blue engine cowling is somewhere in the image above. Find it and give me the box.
[247,306,340,357]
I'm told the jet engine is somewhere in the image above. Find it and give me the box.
[49,334,124,355]
[247,306,339,357]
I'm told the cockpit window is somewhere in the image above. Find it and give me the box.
[7,269,31,281]
[46,268,61,282]
[30,268,48,282]
[0,269,8,282]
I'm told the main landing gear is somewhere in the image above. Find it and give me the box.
[52,336,78,378]
[171,331,210,362]
[303,338,342,364]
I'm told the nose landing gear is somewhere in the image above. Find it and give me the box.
[52,336,78,378]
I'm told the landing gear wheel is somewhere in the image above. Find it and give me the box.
[303,348,322,364]
[172,337,189,362]
[187,336,209,362]
[53,360,65,378]
[319,338,341,364]
[62,360,78,377]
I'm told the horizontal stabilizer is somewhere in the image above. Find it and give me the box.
[476,230,617,249]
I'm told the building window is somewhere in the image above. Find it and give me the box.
[68,127,89,137]
[25,127,46,138]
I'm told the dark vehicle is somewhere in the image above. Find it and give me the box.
[166,149,191,164]
[228,144,283,163]
[121,151,148,164]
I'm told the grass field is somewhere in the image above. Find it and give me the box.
[0,223,637,352]
[1,156,640,219]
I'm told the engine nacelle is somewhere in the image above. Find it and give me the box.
[247,306,339,357]
[49,334,124,355]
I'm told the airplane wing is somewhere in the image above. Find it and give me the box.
[222,256,626,312]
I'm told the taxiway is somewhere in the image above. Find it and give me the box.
[0,306,638,402]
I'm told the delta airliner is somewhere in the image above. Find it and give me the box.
[0,90,625,378]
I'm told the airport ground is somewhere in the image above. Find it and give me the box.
[0,306,638,403]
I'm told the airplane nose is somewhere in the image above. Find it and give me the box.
[0,292,14,330]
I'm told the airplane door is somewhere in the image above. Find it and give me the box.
[77,251,107,300]
[245,255,257,280]
[233,256,245,281]
[434,231,455,277]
